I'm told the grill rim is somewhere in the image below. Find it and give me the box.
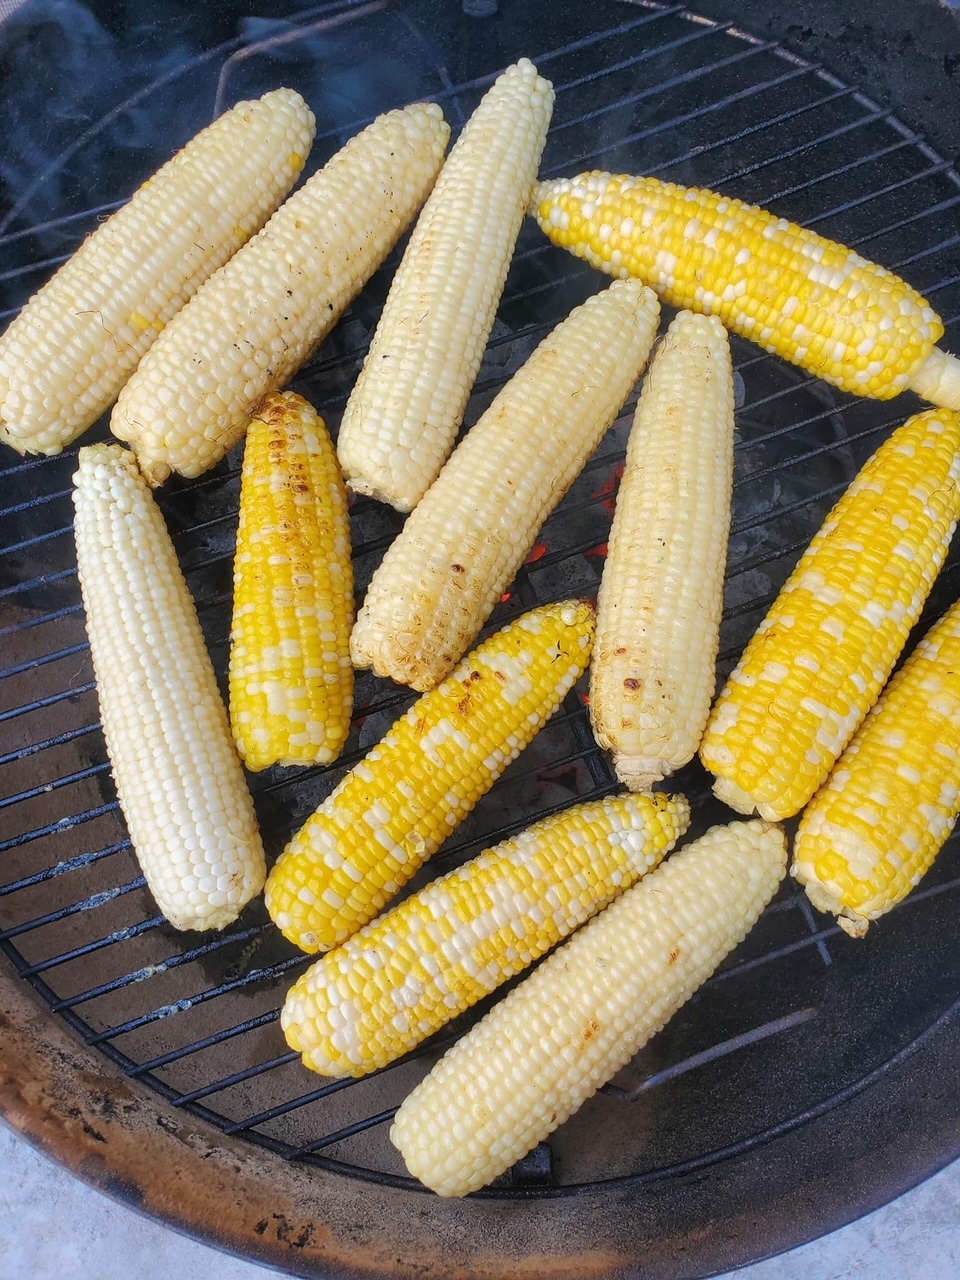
[4,966,960,1279]
[4,0,960,1271]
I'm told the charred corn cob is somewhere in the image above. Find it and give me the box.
[590,311,734,790]
[793,598,960,937]
[282,791,690,1078]
[351,280,660,692]
[265,600,595,953]
[112,103,450,486]
[700,409,960,822]
[0,89,315,458]
[229,391,353,771]
[73,444,266,931]
[390,819,786,1197]
[337,59,555,512]
[532,173,960,410]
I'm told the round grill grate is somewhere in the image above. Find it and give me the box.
[2,0,960,1216]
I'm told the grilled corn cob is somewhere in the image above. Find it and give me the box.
[700,409,960,822]
[0,89,316,458]
[390,819,786,1197]
[337,59,555,512]
[73,444,266,931]
[282,791,690,1078]
[531,173,960,410]
[112,103,450,486]
[351,280,660,692]
[590,311,734,790]
[793,598,960,936]
[229,391,353,771]
[265,600,595,953]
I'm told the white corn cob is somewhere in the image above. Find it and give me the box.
[590,311,735,790]
[111,103,451,486]
[336,58,555,512]
[281,792,690,1078]
[73,444,266,930]
[351,279,661,691]
[390,819,786,1197]
[0,89,316,457]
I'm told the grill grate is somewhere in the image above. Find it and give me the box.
[2,0,960,1199]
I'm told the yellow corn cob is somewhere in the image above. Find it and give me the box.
[336,59,555,513]
[282,791,690,1078]
[590,311,734,791]
[390,818,786,1197]
[350,280,660,692]
[793,599,960,937]
[531,173,960,410]
[112,103,451,486]
[0,89,316,458]
[229,391,353,772]
[265,600,595,953]
[72,444,266,931]
[700,408,960,822]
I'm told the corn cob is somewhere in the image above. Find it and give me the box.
[336,59,555,513]
[112,104,450,486]
[229,391,353,772]
[590,311,734,791]
[0,90,316,458]
[282,791,690,1078]
[265,600,595,953]
[72,444,266,931]
[350,280,660,692]
[390,818,786,1197]
[793,598,960,937]
[531,173,960,410]
[700,408,960,822]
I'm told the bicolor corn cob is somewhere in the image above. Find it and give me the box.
[112,103,451,486]
[229,391,353,771]
[793,598,960,937]
[590,311,734,790]
[700,409,960,822]
[0,89,315,457]
[73,444,266,931]
[265,600,596,953]
[531,173,960,410]
[281,791,691,1078]
[350,280,660,692]
[390,819,786,1197]
[336,59,555,512]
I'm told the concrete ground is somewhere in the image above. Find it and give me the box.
[2,1121,959,1280]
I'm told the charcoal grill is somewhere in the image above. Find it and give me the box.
[2,1,960,1276]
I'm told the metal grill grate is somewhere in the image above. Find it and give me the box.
[3,0,960,1198]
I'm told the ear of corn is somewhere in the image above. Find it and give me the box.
[281,791,691,1078]
[590,311,734,791]
[0,89,316,458]
[336,59,555,513]
[229,391,353,772]
[531,173,960,410]
[111,103,451,486]
[793,598,960,937]
[350,280,660,692]
[390,819,786,1197]
[700,409,960,822]
[265,600,596,954]
[72,444,266,931]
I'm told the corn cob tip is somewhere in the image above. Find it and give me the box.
[792,866,870,938]
[712,774,765,817]
[613,754,667,792]
[908,348,960,411]
[0,423,29,456]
